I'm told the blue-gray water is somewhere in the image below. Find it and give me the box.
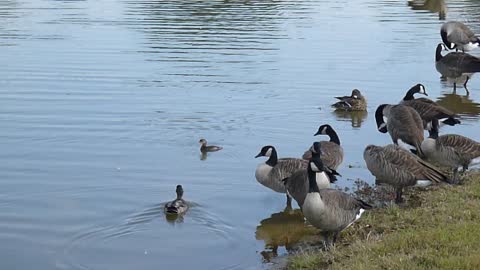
[1,0,480,269]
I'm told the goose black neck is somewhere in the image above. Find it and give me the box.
[176,189,183,199]
[327,129,341,145]
[307,164,320,193]
[436,44,443,62]
[403,86,417,101]
[265,148,278,167]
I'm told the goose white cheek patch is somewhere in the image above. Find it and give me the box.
[265,148,272,157]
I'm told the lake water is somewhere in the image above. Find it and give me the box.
[1,0,480,269]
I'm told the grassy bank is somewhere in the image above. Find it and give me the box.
[288,173,480,270]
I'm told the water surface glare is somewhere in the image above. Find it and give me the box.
[1,0,480,269]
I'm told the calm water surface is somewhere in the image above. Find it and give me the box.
[1,0,480,269]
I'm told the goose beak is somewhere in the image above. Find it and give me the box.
[313,131,320,136]
[378,123,388,133]
[423,92,428,96]
[255,153,262,158]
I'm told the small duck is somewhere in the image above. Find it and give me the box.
[164,185,189,215]
[199,139,223,152]
[331,89,367,111]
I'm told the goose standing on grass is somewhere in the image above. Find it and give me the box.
[441,21,480,52]
[255,145,308,207]
[331,89,367,111]
[302,147,372,248]
[435,43,480,94]
[421,119,480,183]
[401,83,461,128]
[164,185,189,215]
[199,139,223,152]
[375,104,425,155]
[364,144,450,203]
[302,124,344,170]
[284,142,340,209]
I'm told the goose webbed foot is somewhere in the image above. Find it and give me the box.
[320,232,332,250]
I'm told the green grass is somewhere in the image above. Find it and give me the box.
[288,173,480,270]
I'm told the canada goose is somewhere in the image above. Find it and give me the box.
[441,21,480,52]
[364,144,450,203]
[199,139,223,152]
[331,89,367,111]
[302,124,344,170]
[401,83,461,128]
[435,43,480,94]
[408,0,446,20]
[284,142,340,208]
[421,119,480,183]
[255,145,308,207]
[164,185,189,215]
[375,104,424,155]
[302,148,372,247]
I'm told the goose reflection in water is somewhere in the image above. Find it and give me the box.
[255,209,316,262]
[408,0,446,20]
[332,110,368,128]
[435,93,480,119]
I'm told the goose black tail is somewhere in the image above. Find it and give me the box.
[442,117,461,126]
[357,199,373,210]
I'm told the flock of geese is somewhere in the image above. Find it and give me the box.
[165,21,480,249]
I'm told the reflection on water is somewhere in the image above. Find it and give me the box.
[332,110,368,128]
[408,0,446,20]
[255,209,316,262]
[436,93,480,120]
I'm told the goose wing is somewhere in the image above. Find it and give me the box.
[270,158,308,183]
[388,105,424,152]
[283,170,308,207]
[437,134,480,162]
[364,145,448,186]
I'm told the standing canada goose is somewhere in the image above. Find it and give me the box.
[255,145,308,207]
[302,148,372,247]
[331,89,367,111]
[164,185,189,215]
[199,139,223,152]
[421,119,480,183]
[441,21,480,52]
[435,43,480,94]
[302,124,344,170]
[375,104,424,155]
[364,144,450,203]
[401,83,461,128]
[284,142,340,208]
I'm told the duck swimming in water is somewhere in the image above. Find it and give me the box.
[199,139,223,152]
[165,185,189,215]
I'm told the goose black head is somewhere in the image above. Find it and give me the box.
[176,185,184,199]
[255,145,275,158]
[404,84,427,100]
[440,30,455,50]
[351,89,362,99]
[310,142,322,156]
[375,104,388,133]
[309,150,325,173]
[314,124,332,136]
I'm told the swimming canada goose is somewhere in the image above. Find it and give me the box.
[331,89,367,111]
[302,124,344,170]
[284,142,340,208]
[421,119,480,183]
[441,21,480,52]
[164,185,189,215]
[375,104,424,155]
[255,145,308,207]
[435,43,480,94]
[199,139,223,152]
[302,148,372,247]
[364,144,450,203]
[401,83,461,128]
